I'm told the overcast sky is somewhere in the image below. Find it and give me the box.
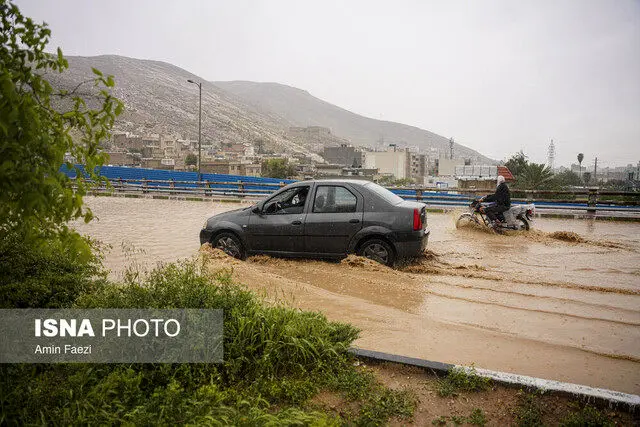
[16,0,640,168]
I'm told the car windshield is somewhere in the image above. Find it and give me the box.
[364,182,404,205]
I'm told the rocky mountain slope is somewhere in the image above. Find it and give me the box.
[214,80,493,163]
[48,55,312,157]
[49,55,492,162]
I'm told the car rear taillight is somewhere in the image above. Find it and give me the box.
[413,208,423,231]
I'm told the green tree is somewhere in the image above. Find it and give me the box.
[261,158,296,179]
[504,151,528,179]
[185,153,197,166]
[552,170,582,188]
[0,1,123,244]
[577,153,584,178]
[517,163,554,190]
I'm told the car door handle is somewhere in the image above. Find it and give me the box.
[291,220,302,225]
[349,219,360,223]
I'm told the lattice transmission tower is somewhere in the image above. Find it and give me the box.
[547,139,556,170]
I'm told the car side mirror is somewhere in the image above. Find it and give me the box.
[252,205,262,214]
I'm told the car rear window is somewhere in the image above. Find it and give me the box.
[364,182,404,205]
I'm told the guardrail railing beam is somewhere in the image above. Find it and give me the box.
[71,177,640,214]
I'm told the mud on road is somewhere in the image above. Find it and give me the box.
[73,197,640,394]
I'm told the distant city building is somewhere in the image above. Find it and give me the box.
[287,126,348,152]
[435,157,465,177]
[105,150,136,166]
[362,146,431,183]
[142,134,160,146]
[313,164,378,179]
[141,158,173,170]
[341,167,378,179]
[409,152,428,180]
[200,160,261,176]
[364,148,410,180]
[315,164,344,177]
[455,165,514,190]
[323,144,365,167]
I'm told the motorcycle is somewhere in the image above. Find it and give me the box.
[456,198,534,233]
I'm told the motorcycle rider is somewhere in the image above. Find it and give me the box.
[481,175,511,226]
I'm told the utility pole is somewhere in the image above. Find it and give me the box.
[593,157,598,185]
[187,79,202,179]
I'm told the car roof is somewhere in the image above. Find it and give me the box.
[293,179,373,187]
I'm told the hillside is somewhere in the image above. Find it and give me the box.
[214,81,493,163]
[48,55,492,163]
[48,55,313,157]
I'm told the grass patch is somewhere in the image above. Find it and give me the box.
[560,404,614,427]
[433,408,487,426]
[436,367,491,397]
[514,391,544,427]
[355,387,416,426]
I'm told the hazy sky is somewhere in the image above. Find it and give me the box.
[15,0,640,167]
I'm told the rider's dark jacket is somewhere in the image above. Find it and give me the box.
[485,182,511,208]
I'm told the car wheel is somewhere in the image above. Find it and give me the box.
[357,238,395,267]
[212,232,246,260]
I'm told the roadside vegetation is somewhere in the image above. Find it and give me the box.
[1,257,418,425]
[436,367,491,397]
[261,158,297,179]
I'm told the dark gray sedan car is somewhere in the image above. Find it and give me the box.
[199,179,430,266]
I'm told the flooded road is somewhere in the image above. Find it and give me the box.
[72,196,640,394]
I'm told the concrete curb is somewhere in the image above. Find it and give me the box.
[349,348,640,409]
[351,348,453,373]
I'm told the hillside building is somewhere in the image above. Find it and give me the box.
[200,160,261,176]
[323,144,365,167]
[362,146,430,183]
[456,165,514,190]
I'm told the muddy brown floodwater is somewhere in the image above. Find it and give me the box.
[72,196,640,395]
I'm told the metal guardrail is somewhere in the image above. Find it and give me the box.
[80,177,286,197]
[392,186,640,213]
[75,178,640,214]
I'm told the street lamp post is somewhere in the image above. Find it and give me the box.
[187,79,202,179]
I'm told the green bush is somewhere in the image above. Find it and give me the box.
[356,387,416,426]
[514,391,544,427]
[0,230,106,308]
[76,261,359,384]
[1,259,415,425]
[436,367,491,397]
[560,404,614,427]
